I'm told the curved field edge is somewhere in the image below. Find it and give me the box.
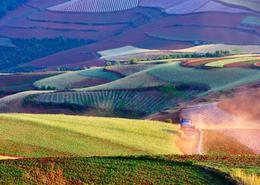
[0,113,181,157]
[0,155,243,185]
[34,67,122,90]
[147,62,260,92]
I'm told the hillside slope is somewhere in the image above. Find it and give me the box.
[0,114,181,157]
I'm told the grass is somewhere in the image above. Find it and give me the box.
[0,114,181,157]
[79,67,121,81]
[34,67,121,90]
[231,169,260,185]
[0,156,238,185]
[205,55,260,68]
[105,63,155,76]
[80,69,167,91]
[148,62,260,92]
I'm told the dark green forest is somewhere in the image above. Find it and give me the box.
[0,37,94,72]
[0,0,27,18]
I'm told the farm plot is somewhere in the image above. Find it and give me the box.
[182,58,227,68]
[219,0,260,12]
[79,67,122,80]
[34,68,120,90]
[81,70,168,91]
[165,0,248,14]
[146,26,260,45]
[98,46,151,61]
[202,130,255,155]
[255,62,260,68]
[216,129,260,154]
[0,90,51,113]
[139,0,179,9]
[242,16,260,26]
[29,90,171,115]
[175,44,260,54]
[28,9,138,25]
[0,72,60,94]
[0,156,236,185]
[205,55,260,68]
[105,63,156,76]
[48,0,139,13]
[148,62,260,92]
[0,113,181,157]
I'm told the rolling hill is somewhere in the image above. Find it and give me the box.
[0,113,181,157]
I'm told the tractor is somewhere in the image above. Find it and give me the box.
[179,118,196,139]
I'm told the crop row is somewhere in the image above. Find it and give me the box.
[48,0,139,13]
[32,90,169,114]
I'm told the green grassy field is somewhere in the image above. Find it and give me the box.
[79,67,121,80]
[80,67,168,91]
[0,156,245,185]
[34,67,121,90]
[105,63,155,76]
[148,62,260,92]
[0,114,181,158]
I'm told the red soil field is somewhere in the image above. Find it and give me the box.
[6,18,127,33]
[148,12,246,29]
[21,49,105,70]
[29,8,140,24]
[224,61,257,68]
[254,62,260,68]
[181,58,223,67]
[202,130,255,155]
[0,73,59,94]
[147,26,260,45]
[0,27,104,39]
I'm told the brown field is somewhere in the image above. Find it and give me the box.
[202,130,255,155]
[0,72,60,96]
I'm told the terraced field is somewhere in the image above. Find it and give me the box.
[0,114,180,157]
[140,0,249,14]
[48,0,139,13]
